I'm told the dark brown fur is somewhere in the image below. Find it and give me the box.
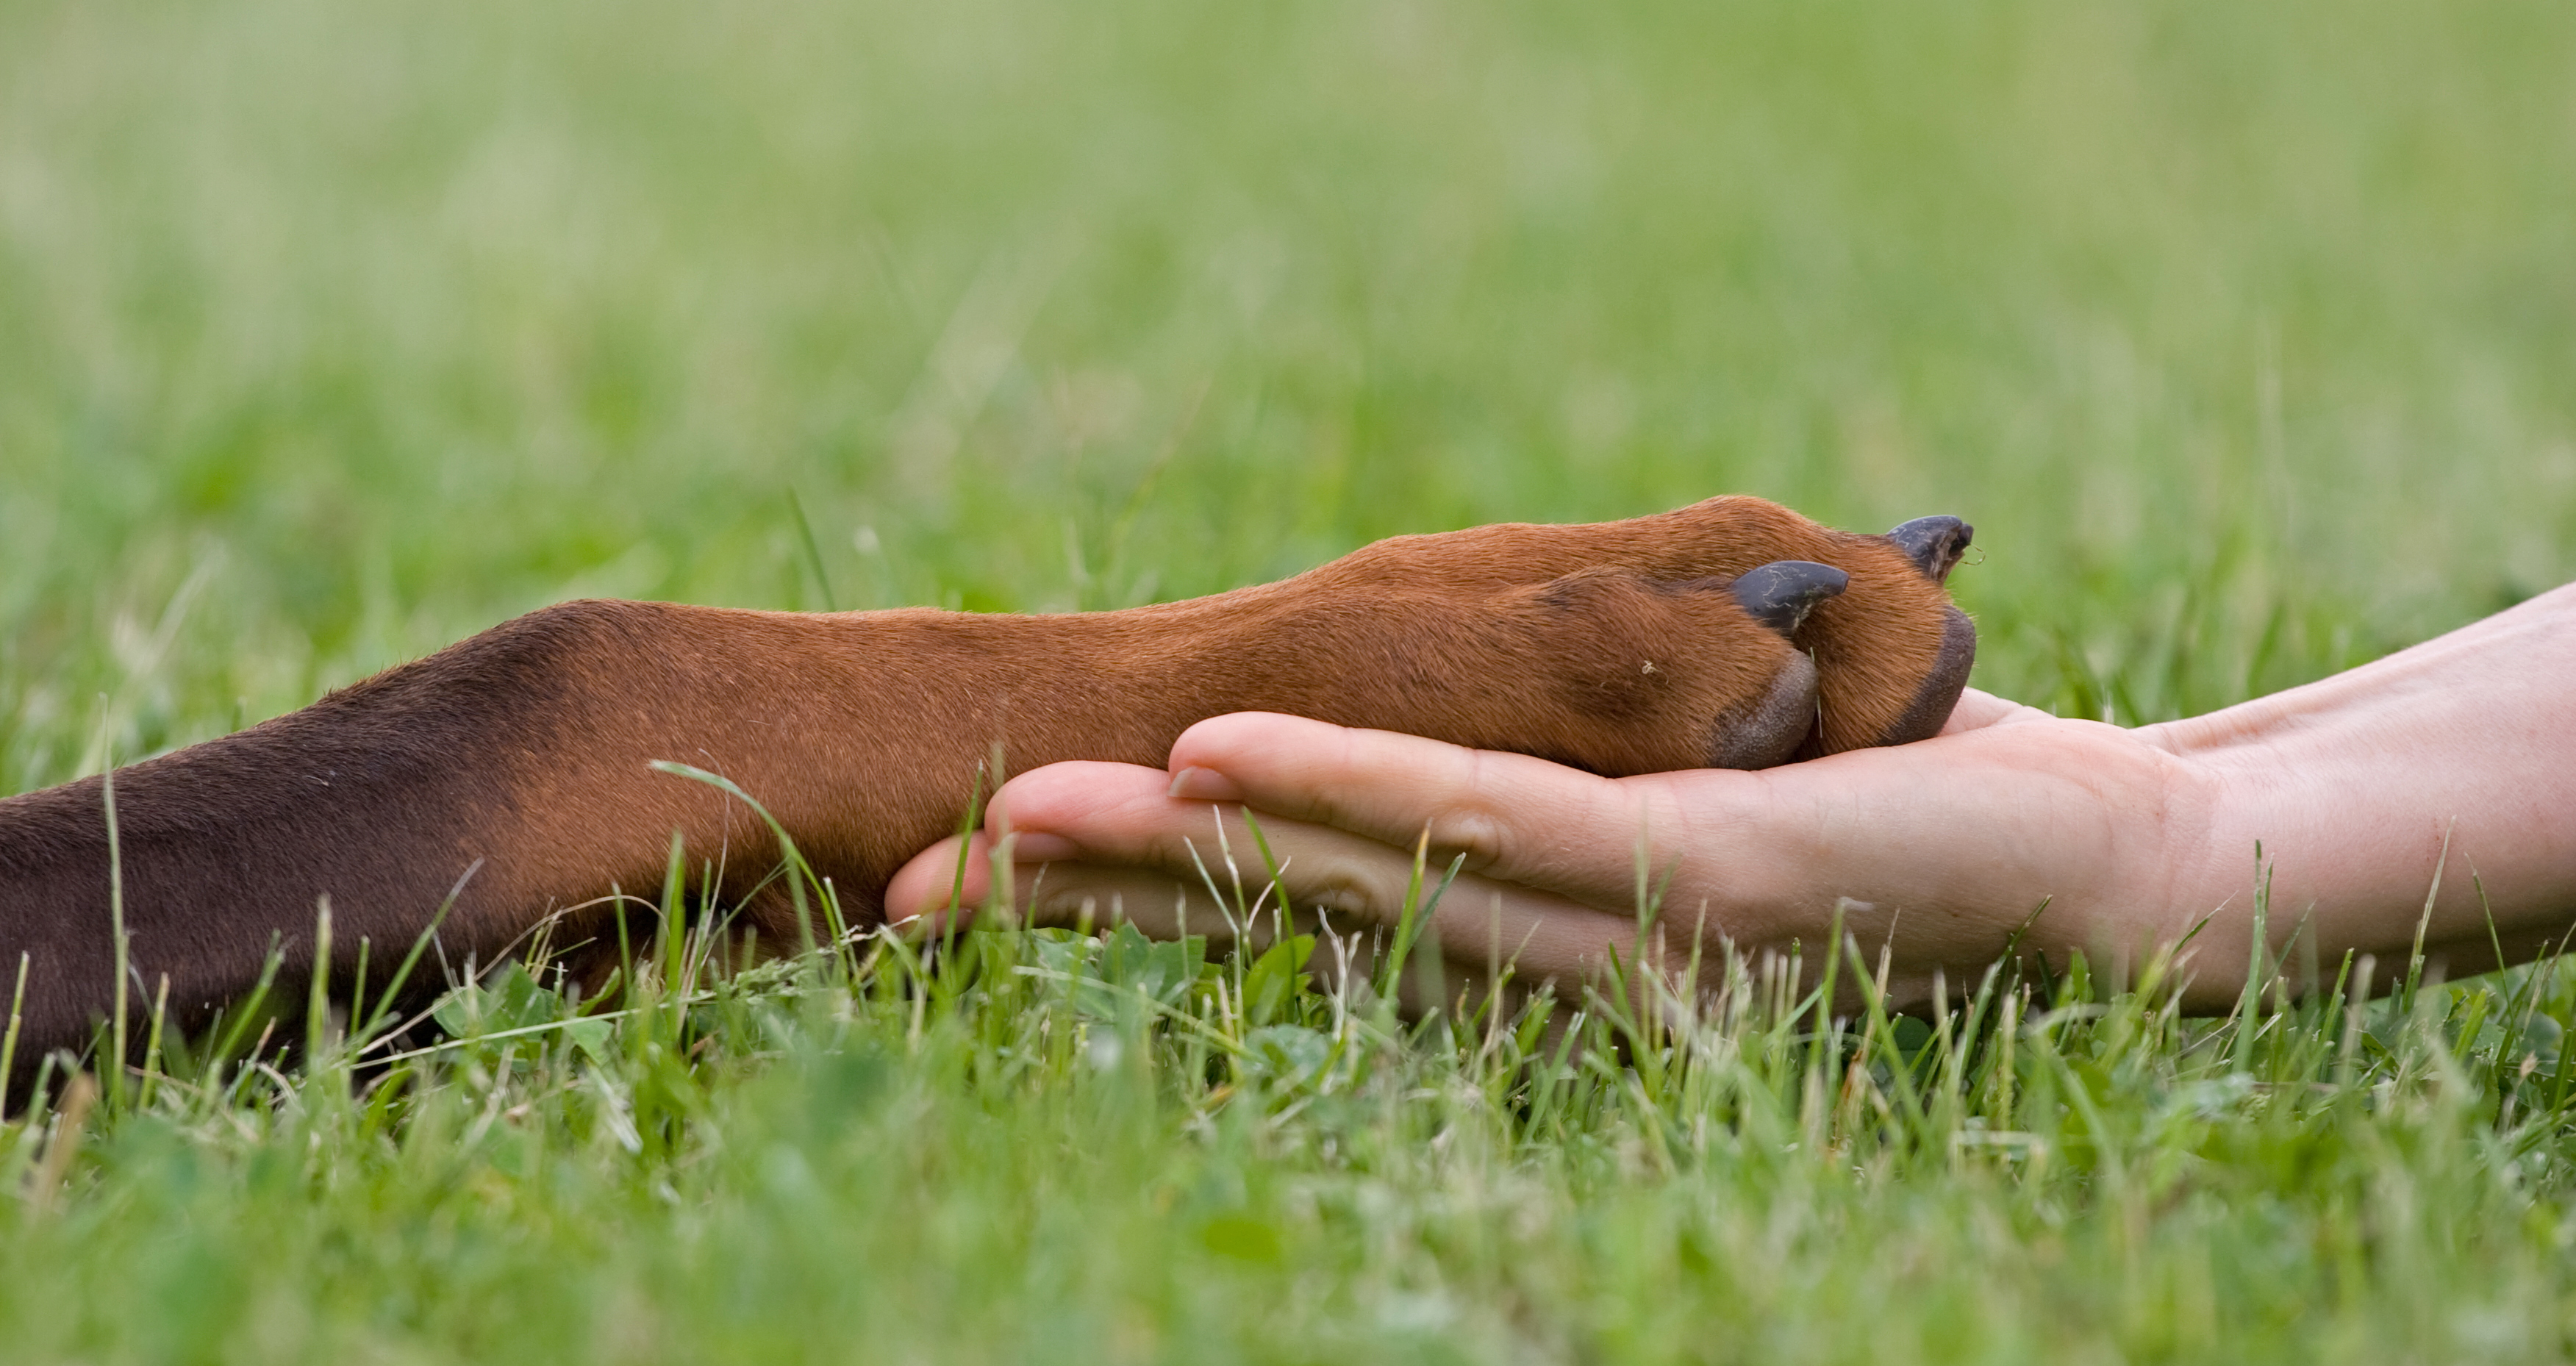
[0,496,1972,1064]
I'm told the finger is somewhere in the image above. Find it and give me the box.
[1015,862,1256,943]
[884,762,1182,926]
[898,757,1725,1006]
[1937,687,2021,734]
[884,831,995,927]
[1017,851,1658,993]
[998,758,1603,940]
[1161,712,1709,904]
[887,760,1385,929]
[883,817,1267,943]
[897,826,1655,995]
[989,763,1684,984]
[1938,687,2063,736]
[993,854,1683,1023]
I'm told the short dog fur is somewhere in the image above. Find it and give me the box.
[0,495,1973,1066]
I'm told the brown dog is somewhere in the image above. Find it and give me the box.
[0,496,1972,1063]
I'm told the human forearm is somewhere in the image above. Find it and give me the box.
[2153,582,2576,993]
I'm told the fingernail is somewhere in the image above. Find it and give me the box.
[1167,766,1245,801]
[1009,832,1081,861]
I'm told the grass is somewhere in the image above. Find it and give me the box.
[2,0,2575,1359]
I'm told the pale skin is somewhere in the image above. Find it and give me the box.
[884,582,2576,1011]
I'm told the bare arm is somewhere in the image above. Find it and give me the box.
[890,582,2576,1008]
[2153,582,2576,986]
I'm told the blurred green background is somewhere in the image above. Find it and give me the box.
[7,5,2576,1360]
[4,0,2572,792]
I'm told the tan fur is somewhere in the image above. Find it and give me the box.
[0,495,1969,1066]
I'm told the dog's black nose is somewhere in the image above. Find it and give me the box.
[1731,560,1848,639]
[1886,516,1973,584]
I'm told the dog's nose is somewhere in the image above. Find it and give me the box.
[1731,560,1848,639]
[1886,515,1973,584]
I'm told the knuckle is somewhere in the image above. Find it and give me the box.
[1271,855,1418,923]
[1031,882,1107,923]
[1429,801,1511,876]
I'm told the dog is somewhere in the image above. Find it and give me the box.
[0,495,1973,1065]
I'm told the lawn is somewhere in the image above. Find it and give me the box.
[4,0,2575,1359]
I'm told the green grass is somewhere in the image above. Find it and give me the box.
[3,0,2575,1359]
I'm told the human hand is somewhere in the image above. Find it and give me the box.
[883,689,2232,1010]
